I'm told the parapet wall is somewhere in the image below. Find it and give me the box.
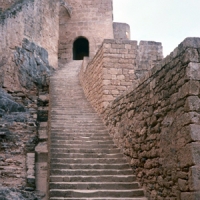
[80,39,163,114]
[102,38,200,199]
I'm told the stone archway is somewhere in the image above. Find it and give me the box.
[73,37,89,60]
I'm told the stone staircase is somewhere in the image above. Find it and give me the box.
[48,61,147,200]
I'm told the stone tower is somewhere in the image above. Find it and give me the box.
[58,0,114,63]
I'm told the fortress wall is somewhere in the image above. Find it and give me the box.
[80,39,162,114]
[59,0,114,63]
[0,0,59,92]
[102,38,200,200]
[0,0,59,192]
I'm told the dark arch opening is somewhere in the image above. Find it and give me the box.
[73,37,89,60]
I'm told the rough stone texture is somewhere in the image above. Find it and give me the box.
[0,0,59,72]
[113,22,131,40]
[80,39,163,114]
[26,153,35,189]
[14,38,54,91]
[98,38,200,200]
[0,40,51,197]
[58,0,114,63]
[0,187,41,200]
[0,88,26,116]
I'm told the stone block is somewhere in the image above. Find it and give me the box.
[187,62,200,80]
[189,166,200,191]
[181,49,199,64]
[185,96,200,112]
[38,129,48,140]
[190,124,200,141]
[178,142,200,168]
[39,122,48,129]
[178,178,188,191]
[178,144,193,168]
[178,81,200,98]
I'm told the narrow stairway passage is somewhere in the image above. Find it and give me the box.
[48,61,147,200]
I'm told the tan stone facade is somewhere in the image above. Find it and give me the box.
[80,39,163,113]
[80,37,200,200]
[0,0,59,92]
[58,0,114,63]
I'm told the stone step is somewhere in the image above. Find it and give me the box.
[50,124,105,127]
[50,175,137,183]
[50,144,118,149]
[50,130,108,134]
[50,130,107,133]
[51,136,109,139]
[50,133,110,137]
[50,158,127,164]
[51,116,101,119]
[50,163,130,170]
[48,61,147,199]
[50,125,107,129]
[49,189,145,198]
[50,140,114,145]
[50,169,133,176]
[50,198,148,200]
[51,153,124,159]
[51,136,113,140]
[50,148,121,154]
[49,182,140,190]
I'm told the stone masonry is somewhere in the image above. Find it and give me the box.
[80,37,200,200]
[58,0,113,63]
[80,39,163,113]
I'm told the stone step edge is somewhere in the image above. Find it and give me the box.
[50,175,136,178]
[49,182,139,184]
[50,198,147,200]
[49,189,144,192]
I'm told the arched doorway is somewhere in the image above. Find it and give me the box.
[73,37,89,60]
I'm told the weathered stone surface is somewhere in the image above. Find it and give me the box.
[14,38,54,90]
[80,38,200,199]
[58,0,113,63]
[0,187,41,200]
[0,88,25,116]
[80,39,163,114]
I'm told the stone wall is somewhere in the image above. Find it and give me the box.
[58,0,114,63]
[0,39,52,197]
[80,39,163,114]
[0,0,59,74]
[101,38,200,200]
[0,0,58,197]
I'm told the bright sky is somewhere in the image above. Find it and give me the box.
[113,0,200,57]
